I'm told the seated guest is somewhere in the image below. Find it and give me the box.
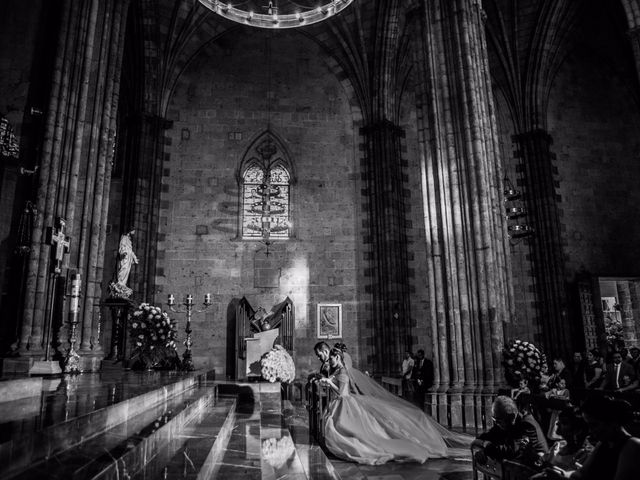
[571,352,586,389]
[600,351,638,393]
[531,407,591,479]
[540,395,640,479]
[511,378,531,400]
[549,357,573,391]
[584,349,603,390]
[472,395,548,468]
[626,346,640,377]
[546,407,590,470]
[545,378,572,440]
[540,362,552,392]
[547,378,571,400]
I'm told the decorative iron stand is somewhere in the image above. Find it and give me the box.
[167,293,212,371]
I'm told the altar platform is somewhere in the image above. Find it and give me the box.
[0,371,473,480]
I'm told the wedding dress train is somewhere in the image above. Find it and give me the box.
[322,354,472,465]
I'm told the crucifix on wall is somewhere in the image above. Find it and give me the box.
[46,217,70,275]
[42,217,70,361]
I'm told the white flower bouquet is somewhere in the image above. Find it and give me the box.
[502,339,546,390]
[260,345,296,384]
[129,302,180,370]
[261,436,295,469]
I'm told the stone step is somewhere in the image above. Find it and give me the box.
[6,385,236,480]
[137,395,237,479]
[0,371,212,479]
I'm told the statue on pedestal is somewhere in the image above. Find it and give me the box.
[108,229,138,299]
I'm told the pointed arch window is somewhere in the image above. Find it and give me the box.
[241,135,291,242]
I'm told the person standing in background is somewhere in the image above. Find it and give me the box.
[412,349,434,410]
[401,350,415,399]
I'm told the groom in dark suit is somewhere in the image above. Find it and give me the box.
[412,349,434,410]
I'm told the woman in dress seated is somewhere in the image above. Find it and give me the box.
[318,347,471,465]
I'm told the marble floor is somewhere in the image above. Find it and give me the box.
[0,372,474,479]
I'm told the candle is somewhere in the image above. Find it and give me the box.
[70,274,81,313]
[204,293,211,305]
[168,294,175,306]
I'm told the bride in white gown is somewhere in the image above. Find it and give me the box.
[318,345,472,465]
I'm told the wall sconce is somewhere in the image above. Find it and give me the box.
[504,176,533,241]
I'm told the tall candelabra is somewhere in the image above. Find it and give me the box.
[64,273,82,373]
[167,293,212,371]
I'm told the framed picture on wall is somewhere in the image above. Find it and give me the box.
[317,303,342,339]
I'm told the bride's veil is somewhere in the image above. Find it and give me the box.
[341,350,472,457]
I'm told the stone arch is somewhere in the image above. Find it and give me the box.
[620,0,640,28]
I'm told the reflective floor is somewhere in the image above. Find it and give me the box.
[0,372,473,479]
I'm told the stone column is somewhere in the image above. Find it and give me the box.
[628,25,640,85]
[413,0,511,428]
[630,281,640,338]
[130,114,173,304]
[512,129,570,357]
[20,0,130,367]
[21,0,95,356]
[617,281,637,346]
[361,120,412,375]
[77,0,129,359]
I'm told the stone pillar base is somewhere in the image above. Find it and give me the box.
[0,357,34,375]
[427,388,497,434]
[80,356,102,372]
[29,360,62,375]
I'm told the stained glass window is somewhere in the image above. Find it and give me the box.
[242,162,290,239]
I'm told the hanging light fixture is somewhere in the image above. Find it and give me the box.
[504,176,533,240]
[199,0,354,29]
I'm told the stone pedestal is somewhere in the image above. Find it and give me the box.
[245,328,279,379]
[29,360,62,375]
[102,297,135,362]
[0,357,34,375]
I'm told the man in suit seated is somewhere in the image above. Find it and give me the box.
[472,395,549,468]
[600,351,638,393]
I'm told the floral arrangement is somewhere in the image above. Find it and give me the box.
[261,436,295,469]
[129,303,180,370]
[260,345,296,384]
[604,314,625,349]
[502,339,545,390]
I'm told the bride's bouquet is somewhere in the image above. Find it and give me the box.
[260,345,296,384]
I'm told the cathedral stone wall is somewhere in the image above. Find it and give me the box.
[495,7,640,351]
[549,45,640,280]
[0,0,46,341]
[493,90,539,344]
[399,87,431,355]
[157,30,359,377]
